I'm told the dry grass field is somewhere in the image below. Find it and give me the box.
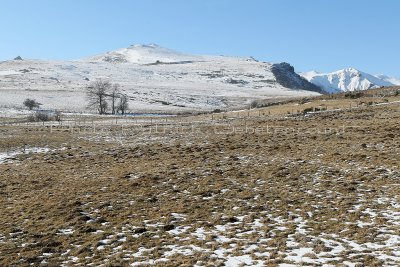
[0,87,399,266]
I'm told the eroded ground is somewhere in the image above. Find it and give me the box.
[0,96,399,266]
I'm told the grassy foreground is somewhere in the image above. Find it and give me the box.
[0,89,399,266]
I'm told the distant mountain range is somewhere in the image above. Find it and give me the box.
[0,44,320,113]
[1,44,398,114]
[300,68,400,93]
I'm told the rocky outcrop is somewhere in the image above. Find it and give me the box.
[272,62,324,93]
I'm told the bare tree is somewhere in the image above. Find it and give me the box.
[249,100,258,109]
[86,80,111,114]
[109,83,120,115]
[117,94,129,115]
[23,98,42,110]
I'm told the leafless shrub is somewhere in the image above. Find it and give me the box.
[23,98,42,110]
[27,111,61,122]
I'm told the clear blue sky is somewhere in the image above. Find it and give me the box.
[1,0,399,76]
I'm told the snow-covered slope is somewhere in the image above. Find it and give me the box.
[374,74,400,86]
[85,44,204,64]
[0,44,320,114]
[301,68,396,93]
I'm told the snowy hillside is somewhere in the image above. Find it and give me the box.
[374,74,400,86]
[301,68,396,93]
[85,44,204,64]
[0,44,320,114]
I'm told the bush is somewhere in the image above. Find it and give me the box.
[27,111,61,122]
[35,112,50,122]
[303,107,327,114]
[249,100,259,109]
[344,92,363,99]
[23,98,42,110]
[302,107,314,114]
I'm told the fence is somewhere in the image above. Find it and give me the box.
[1,100,399,128]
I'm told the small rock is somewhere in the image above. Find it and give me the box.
[134,228,147,234]
[163,224,175,231]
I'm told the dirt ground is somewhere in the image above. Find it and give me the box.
[0,89,399,266]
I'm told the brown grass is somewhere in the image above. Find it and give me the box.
[0,88,399,266]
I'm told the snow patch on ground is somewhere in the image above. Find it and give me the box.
[0,147,50,164]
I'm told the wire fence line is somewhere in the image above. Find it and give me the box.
[2,99,399,127]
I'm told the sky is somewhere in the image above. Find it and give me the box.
[0,0,399,76]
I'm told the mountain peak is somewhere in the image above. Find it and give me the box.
[128,43,161,49]
[335,67,361,75]
[344,67,359,72]
[301,68,395,93]
[86,44,201,64]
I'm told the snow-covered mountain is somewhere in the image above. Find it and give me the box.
[85,44,204,64]
[0,44,321,114]
[301,68,398,93]
[374,74,400,86]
